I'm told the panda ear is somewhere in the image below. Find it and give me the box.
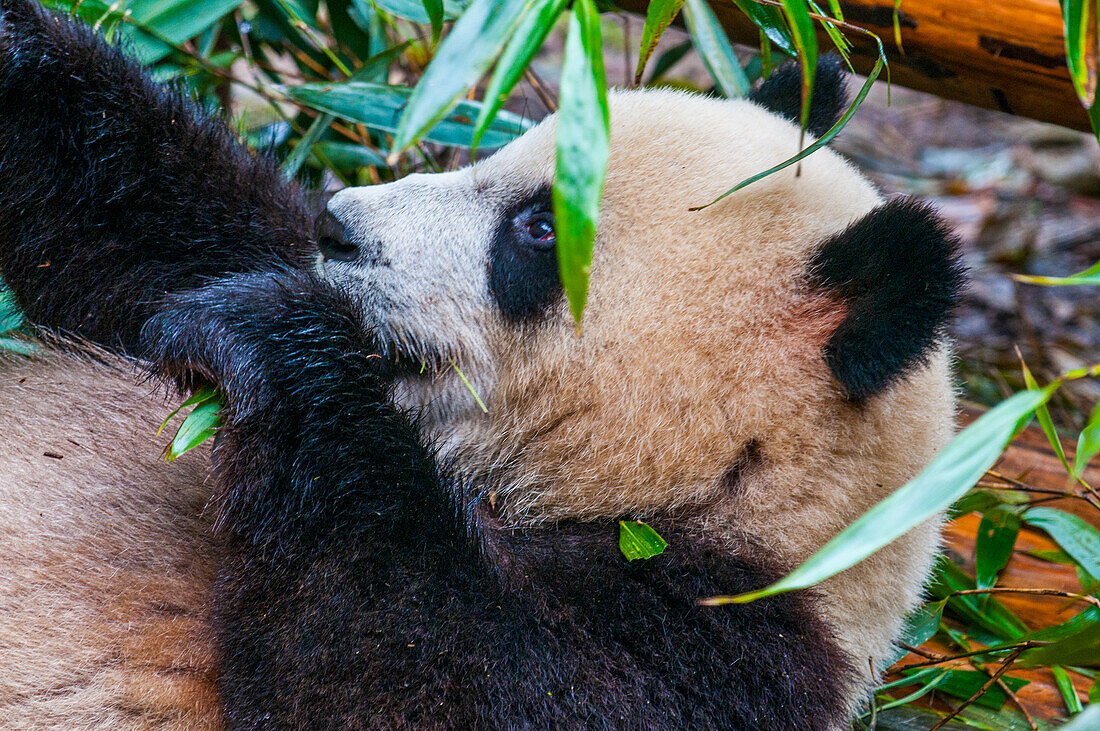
[748,53,848,137]
[809,198,965,401]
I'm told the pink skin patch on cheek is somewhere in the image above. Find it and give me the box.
[779,293,848,363]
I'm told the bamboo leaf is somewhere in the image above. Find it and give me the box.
[286,81,531,149]
[472,0,568,152]
[930,556,1030,640]
[1014,259,1100,286]
[728,0,796,56]
[779,0,817,131]
[1019,618,1100,667]
[619,520,668,560]
[699,389,1048,605]
[553,0,608,325]
[164,396,223,462]
[424,0,444,42]
[1021,359,1071,473]
[633,0,685,84]
[283,113,334,178]
[1024,507,1100,578]
[369,0,465,24]
[1063,705,1100,731]
[391,0,531,153]
[1062,0,1098,107]
[683,0,750,98]
[690,54,884,211]
[975,506,1021,592]
[1052,665,1085,714]
[125,0,245,64]
[1073,398,1100,479]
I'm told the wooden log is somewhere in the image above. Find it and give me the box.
[617,0,1092,134]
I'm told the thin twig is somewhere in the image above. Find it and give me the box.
[928,645,1028,731]
[524,67,558,112]
[951,587,1100,611]
[994,675,1039,731]
[890,640,1048,673]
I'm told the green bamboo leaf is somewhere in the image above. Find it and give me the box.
[391,0,531,153]
[369,0,466,24]
[125,0,245,64]
[424,0,444,42]
[699,388,1049,605]
[0,336,35,355]
[349,40,415,82]
[1021,359,1072,473]
[1062,0,1098,107]
[1053,665,1085,714]
[899,669,1028,710]
[619,520,668,560]
[975,506,1021,592]
[647,39,693,83]
[1024,507,1100,578]
[312,140,388,169]
[553,0,608,326]
[158,385,220,436]
[728,0,796,56]
[1015,259,1100,286]
[286,81,531,149]
[1073,398,1100,479]
[283,113,334,178]
[165,397,223,462]
[690,53,884,211]
[930,556,1030,640]
[633,0,685,84]
[0,287,22,334]
[908,600,946,646]
[779,0,817,131]
[1063,705,1100,731]
[1019,618,1100,668]
[683,0,750,98]
[472,0,568,152]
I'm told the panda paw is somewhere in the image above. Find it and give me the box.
[142,271,385,420]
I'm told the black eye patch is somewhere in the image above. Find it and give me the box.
[487,186,563,323]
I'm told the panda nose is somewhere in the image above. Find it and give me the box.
[317,211,360,263]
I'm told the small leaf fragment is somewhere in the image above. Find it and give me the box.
[619,520,668,561]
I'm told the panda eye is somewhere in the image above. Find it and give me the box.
[519,214,556,251]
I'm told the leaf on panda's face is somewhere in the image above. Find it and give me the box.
[553,0,609,326]
[619,520,668,561]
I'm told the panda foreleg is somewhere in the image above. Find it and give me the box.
[0,0,314,354]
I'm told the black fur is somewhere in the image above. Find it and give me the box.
[487,186,563,322]
[145,272,855,729]
[748,54,849,137]
[810,198,966,401]
[0,0,315,354]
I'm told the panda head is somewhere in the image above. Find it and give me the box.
[321,62,963,524]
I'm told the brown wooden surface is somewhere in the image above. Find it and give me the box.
[618,0,1091,133]
[882,406,1100,724]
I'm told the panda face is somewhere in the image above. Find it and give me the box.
[321,89,954,532]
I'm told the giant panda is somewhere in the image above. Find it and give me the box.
[0,0,964,728]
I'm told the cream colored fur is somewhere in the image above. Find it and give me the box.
[0,89,955,726]
[0,350,219,729]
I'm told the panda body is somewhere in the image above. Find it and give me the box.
[0,1,964,728]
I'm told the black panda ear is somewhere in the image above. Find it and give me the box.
[748,53,848,137]
[809,198,966,401]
